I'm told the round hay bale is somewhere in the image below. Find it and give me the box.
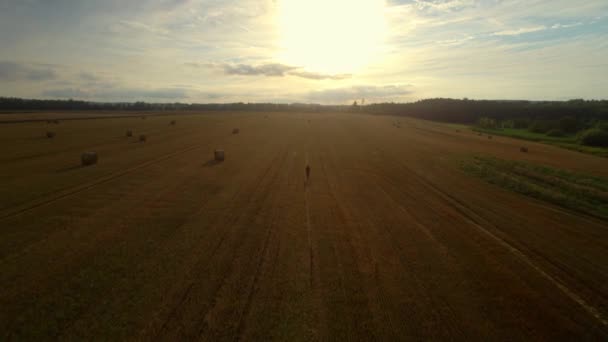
[520,146,529,153]
[126,130,133,137]
[81,151,98,166]
[170,120,176,125]
[214,149,225,161]
[46,131,55,138]
[139,134,147,142]
[232,128,239,134]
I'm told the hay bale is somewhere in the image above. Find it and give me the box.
[139,134,147,142]
[232,128,239,134]
[126,130,133,137]
[488,135,493,139]
[81,152,98,166]
[170,120,176,125]
[520,146,529,153]
[46,131,55,138]
[214,149,225,161]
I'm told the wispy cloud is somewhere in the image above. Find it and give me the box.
[289,71,351,80]
[308,85,414,103]
[201,62,352,80]
[223,63,297,77]
[493,26,547,36]
[0,61,57,82]
[42,86,189,101]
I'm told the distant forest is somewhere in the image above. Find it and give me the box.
[1,97,607,124]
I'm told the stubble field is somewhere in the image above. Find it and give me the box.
[1,112,607,340]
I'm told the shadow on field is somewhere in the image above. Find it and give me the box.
[56,165,83,173]
[203,159,222,167]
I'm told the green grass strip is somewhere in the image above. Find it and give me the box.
[461,156,608,220]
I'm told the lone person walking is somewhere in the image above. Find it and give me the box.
[305,164,311,182]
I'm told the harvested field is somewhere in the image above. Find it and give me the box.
[0,112,607,340]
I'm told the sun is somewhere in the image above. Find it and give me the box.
[277,0,388,75]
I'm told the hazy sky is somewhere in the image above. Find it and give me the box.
[0,0,606,103]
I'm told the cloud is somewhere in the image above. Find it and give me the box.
[118,20,169,35]
[0,61,57,81]
[78,72,100,81]
[289,71,352,80]
[223,63,297,77]
[307,85,414,103]
[41,86,189,101]
[108,87,188,100]
[493,26,548,36]
[551,22,584,29]
[42,88,90,98]
[208,62,352,80]
[183,62,202,68]
[404,0,474,12]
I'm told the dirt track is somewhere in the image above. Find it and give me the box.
[1,112,607,340]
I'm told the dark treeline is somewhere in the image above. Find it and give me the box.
[1,97,607,124]
[364,98,608,124]
[0,97,344,113]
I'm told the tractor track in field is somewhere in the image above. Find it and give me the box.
[370,173,468,339]
[151,149,288,340]
[0,136,223,221]
[232,145,299,340]
[317,150,377,340]
[193,149,288,340]
[233,154,292,341]
[48,169,225,340]
[377,148,608,328]
[305,183,313,289]
[324,136,466,339]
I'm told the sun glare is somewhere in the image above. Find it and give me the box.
[277,0,388,75]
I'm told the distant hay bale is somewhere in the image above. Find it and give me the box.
[214,149,225,161]
[170,120,176,125]
[232,128,239,134]
[139,134,147,142]
[81,152,98,166]
[520,146,529,153]
[126,130,133,137]
[46,131,55,138]
[141,116,146,120]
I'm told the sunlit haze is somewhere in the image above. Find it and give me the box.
[0,0,607,103]
[278,0,388,74]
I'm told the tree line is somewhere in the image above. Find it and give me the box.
[0,97,345,113]
[1,97,607,124]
